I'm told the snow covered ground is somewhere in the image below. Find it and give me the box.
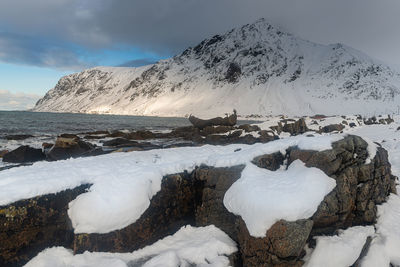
[0,115,398,266]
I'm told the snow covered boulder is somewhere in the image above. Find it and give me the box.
[288,135,397,235]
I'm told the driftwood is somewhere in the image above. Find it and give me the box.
[189,110,237,129]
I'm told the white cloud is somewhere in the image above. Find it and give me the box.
[0,90,40,110]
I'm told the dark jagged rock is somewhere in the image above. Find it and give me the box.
[82,130,110,135]
[288,135,397,235]
[59,133,80,139]
[319,124,345,133]
[4,135,34,141]
[46,137,95,161]
[0,184,90,267]
[252,152,285,171]
[238,124,261,133]
[101,138,139,147]
[107,131,128,138]
[271,118,308,136]
[189,110,237,129]
[350,122,357,128]
[237,218,311,266]
[2,146,45,163]
[41,143,54,150]
[127,130,156,140]
[0,150,9,158]
[200,125,234,136]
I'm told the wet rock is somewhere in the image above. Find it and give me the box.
[4,134,34,140]
[127,130,155,140]
[82,130,110,135]
[107,131,128,138]
[46,137,95,161]
[83,135,107,140]
[319,124,345,133]
[101,138,139,147]
[0,184,90,267]
[349,122,357,128]
[0,150,9,158]
[2,146,45,163]
[41,143,54,150]
[59,133,80,139]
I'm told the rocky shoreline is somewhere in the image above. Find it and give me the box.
[0,114,398,266]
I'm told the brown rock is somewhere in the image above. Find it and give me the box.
[2,146,45,163]
[189,110,237,129]
[4,134,34,140]
[46,137,95,161]
[0,150,9,158]
[252,152,285,171]
[0,184,90,267]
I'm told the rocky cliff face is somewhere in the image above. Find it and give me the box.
[33,19,400,117]
[1,135,396,266]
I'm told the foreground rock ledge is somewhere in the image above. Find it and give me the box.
[0,135,397,267]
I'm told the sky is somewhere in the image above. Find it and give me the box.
[0,0,400,110]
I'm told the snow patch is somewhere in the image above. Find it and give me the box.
[24,225,237,267]
[305,226,375,267]
[223,160,336,237]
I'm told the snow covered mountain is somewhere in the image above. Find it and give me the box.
[33,18,400,117]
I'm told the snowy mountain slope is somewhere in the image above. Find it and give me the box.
[33,18,400,117]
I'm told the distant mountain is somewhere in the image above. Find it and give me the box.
[33,18,400,117]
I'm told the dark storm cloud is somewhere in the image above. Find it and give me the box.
[0,0,400,68]
[0,32,89,70]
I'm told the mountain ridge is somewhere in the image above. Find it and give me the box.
[33,18,400,117]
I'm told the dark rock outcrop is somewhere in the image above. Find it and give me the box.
[46,137,95,161]
[189,110,237,129]
[0,150,9,158]
[2,146,45,163]
[319,123,345,133]
[0,184,90,267]
[73,172,201,253]
[4,135,34,141]
[270,118,308,136]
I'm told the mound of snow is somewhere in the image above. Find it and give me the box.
[25,225,237,267]
[224,160,336,237]
[304,226,375,267]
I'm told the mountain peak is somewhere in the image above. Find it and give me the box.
[34,20,400,117]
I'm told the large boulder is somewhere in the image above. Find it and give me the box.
[2,146,45,163]
[189,110,237,129]
[46,137,95,161]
